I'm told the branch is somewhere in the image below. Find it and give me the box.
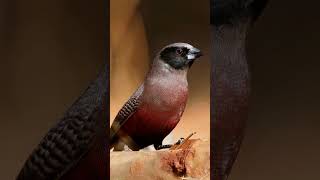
[110,139,210,180]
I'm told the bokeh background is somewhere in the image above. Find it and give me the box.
[0,1,104,179]
[110,0,211,141]
[229,1,320,180]
[1,0,320,180]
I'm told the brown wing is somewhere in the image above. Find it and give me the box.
[17,70,107,180]
[109,84,144,147]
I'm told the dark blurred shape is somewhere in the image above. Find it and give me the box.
[211,0,268,25]
[17,69,107,180]
[230,1,320,180]
[0,0,104,179]
[212,0,320,180]
[211,0,268,179]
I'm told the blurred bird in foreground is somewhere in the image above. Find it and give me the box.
[17,68,108,180]
[211,0,268,179]
[110,43,203,151]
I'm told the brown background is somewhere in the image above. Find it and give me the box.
[1,0,320,180]
[141,0,211,140]
[110,0,211,141]
[230,1,320,179]
[0,0,104,179]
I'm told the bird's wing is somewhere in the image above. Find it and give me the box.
[17,70,107,180]
[110,84,144,144]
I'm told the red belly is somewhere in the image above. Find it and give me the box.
[121,106,181,148]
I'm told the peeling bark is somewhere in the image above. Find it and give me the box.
[110,139,210,180]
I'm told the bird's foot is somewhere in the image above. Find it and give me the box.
[175,137,185,145]
[170,132,196,150]
[154,138,186,150]
[154,144,172,150]
[154,132,197,150]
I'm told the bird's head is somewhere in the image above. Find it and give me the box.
[158,43,203,70]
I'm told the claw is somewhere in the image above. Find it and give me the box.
[171,132,196,150]
[175,138,185,145]
[156,132,197,150]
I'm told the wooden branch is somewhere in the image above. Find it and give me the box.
[110,139,210,180]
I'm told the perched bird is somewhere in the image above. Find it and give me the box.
[110,43,202,151]
[17,67,108,180]
[210,0,268,179]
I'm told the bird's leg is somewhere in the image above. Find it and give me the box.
[170,132,197,150]
[154,144,172,150]
[154,139,183,150]
[153,136,180,150]
[154,138,185,150]
[153,138,186,150]
[154,132,196,150]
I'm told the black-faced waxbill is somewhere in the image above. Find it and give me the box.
[110,43,202,151]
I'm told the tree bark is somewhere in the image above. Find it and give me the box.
[110,139,210,180]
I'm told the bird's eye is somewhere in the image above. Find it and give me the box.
[176,48,183,55]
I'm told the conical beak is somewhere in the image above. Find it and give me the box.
[187,47,203,60]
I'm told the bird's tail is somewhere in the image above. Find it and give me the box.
[109,126,118,150]
[109,135,116,150]
[110,137,128,151]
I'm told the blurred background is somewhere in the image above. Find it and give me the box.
[110,0,211,141]
[229,1,320,180]
[1,0,320,180]
[0,0,104,179]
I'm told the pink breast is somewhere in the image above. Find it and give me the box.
[121,80,188,147]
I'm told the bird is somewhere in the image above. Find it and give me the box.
[16,66,108,180]
[110,43,202,151]
[210,0,268,179]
